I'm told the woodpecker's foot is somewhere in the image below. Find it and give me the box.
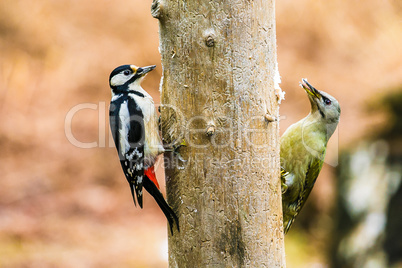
[281,182,288,194]
[165,139,187,162]
[173,139,186,150]
[158,115,162,132]
[280,169,289,194]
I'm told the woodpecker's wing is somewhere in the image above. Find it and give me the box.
[283,157,324,233]
[109,95,145,208]
[297,156,324,214]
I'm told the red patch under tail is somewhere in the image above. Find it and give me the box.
[144,166,160,189]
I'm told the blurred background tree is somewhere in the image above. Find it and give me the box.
[0,0,401,267]
[330,90,402,268]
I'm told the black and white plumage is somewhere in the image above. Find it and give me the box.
[108,64,179,234]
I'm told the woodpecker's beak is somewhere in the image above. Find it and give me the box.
[300,78,321,99]
[134,65,156,77]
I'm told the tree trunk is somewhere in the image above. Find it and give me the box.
[152,0,285,266]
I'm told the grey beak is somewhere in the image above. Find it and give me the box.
[137,65,156,76]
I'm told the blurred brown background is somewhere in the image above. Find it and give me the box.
[0,0,401,267]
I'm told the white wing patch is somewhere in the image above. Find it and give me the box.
[137,162,143,170]
[126,147,143,161]
[137,176,143,184]
[118,100,131,155]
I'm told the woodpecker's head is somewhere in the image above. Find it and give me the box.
[109,64,156,94]
[300,78,341,124]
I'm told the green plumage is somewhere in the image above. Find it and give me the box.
[281,79,340,234]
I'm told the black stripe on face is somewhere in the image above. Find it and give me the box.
[128,91,144,97]
[109,65,140,90]
[317,104,325,118]
[112,88,145,98]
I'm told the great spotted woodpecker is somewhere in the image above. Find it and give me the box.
[281,79,340,234]
[108,64,179,234]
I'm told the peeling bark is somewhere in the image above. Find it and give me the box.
[152,0,285,266]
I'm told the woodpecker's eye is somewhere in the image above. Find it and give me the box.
[123,70,131,76]
[324,98,331,105]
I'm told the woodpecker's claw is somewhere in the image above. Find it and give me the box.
[280,169,289,194]
[281,182,288,194]
[173,140,187,162]
[165,139,187,163]
[173,139,187,150]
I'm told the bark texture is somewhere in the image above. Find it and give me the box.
[152,0,285,266]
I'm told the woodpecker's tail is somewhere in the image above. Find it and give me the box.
[143,176,180,235]
[129,182,143,208]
